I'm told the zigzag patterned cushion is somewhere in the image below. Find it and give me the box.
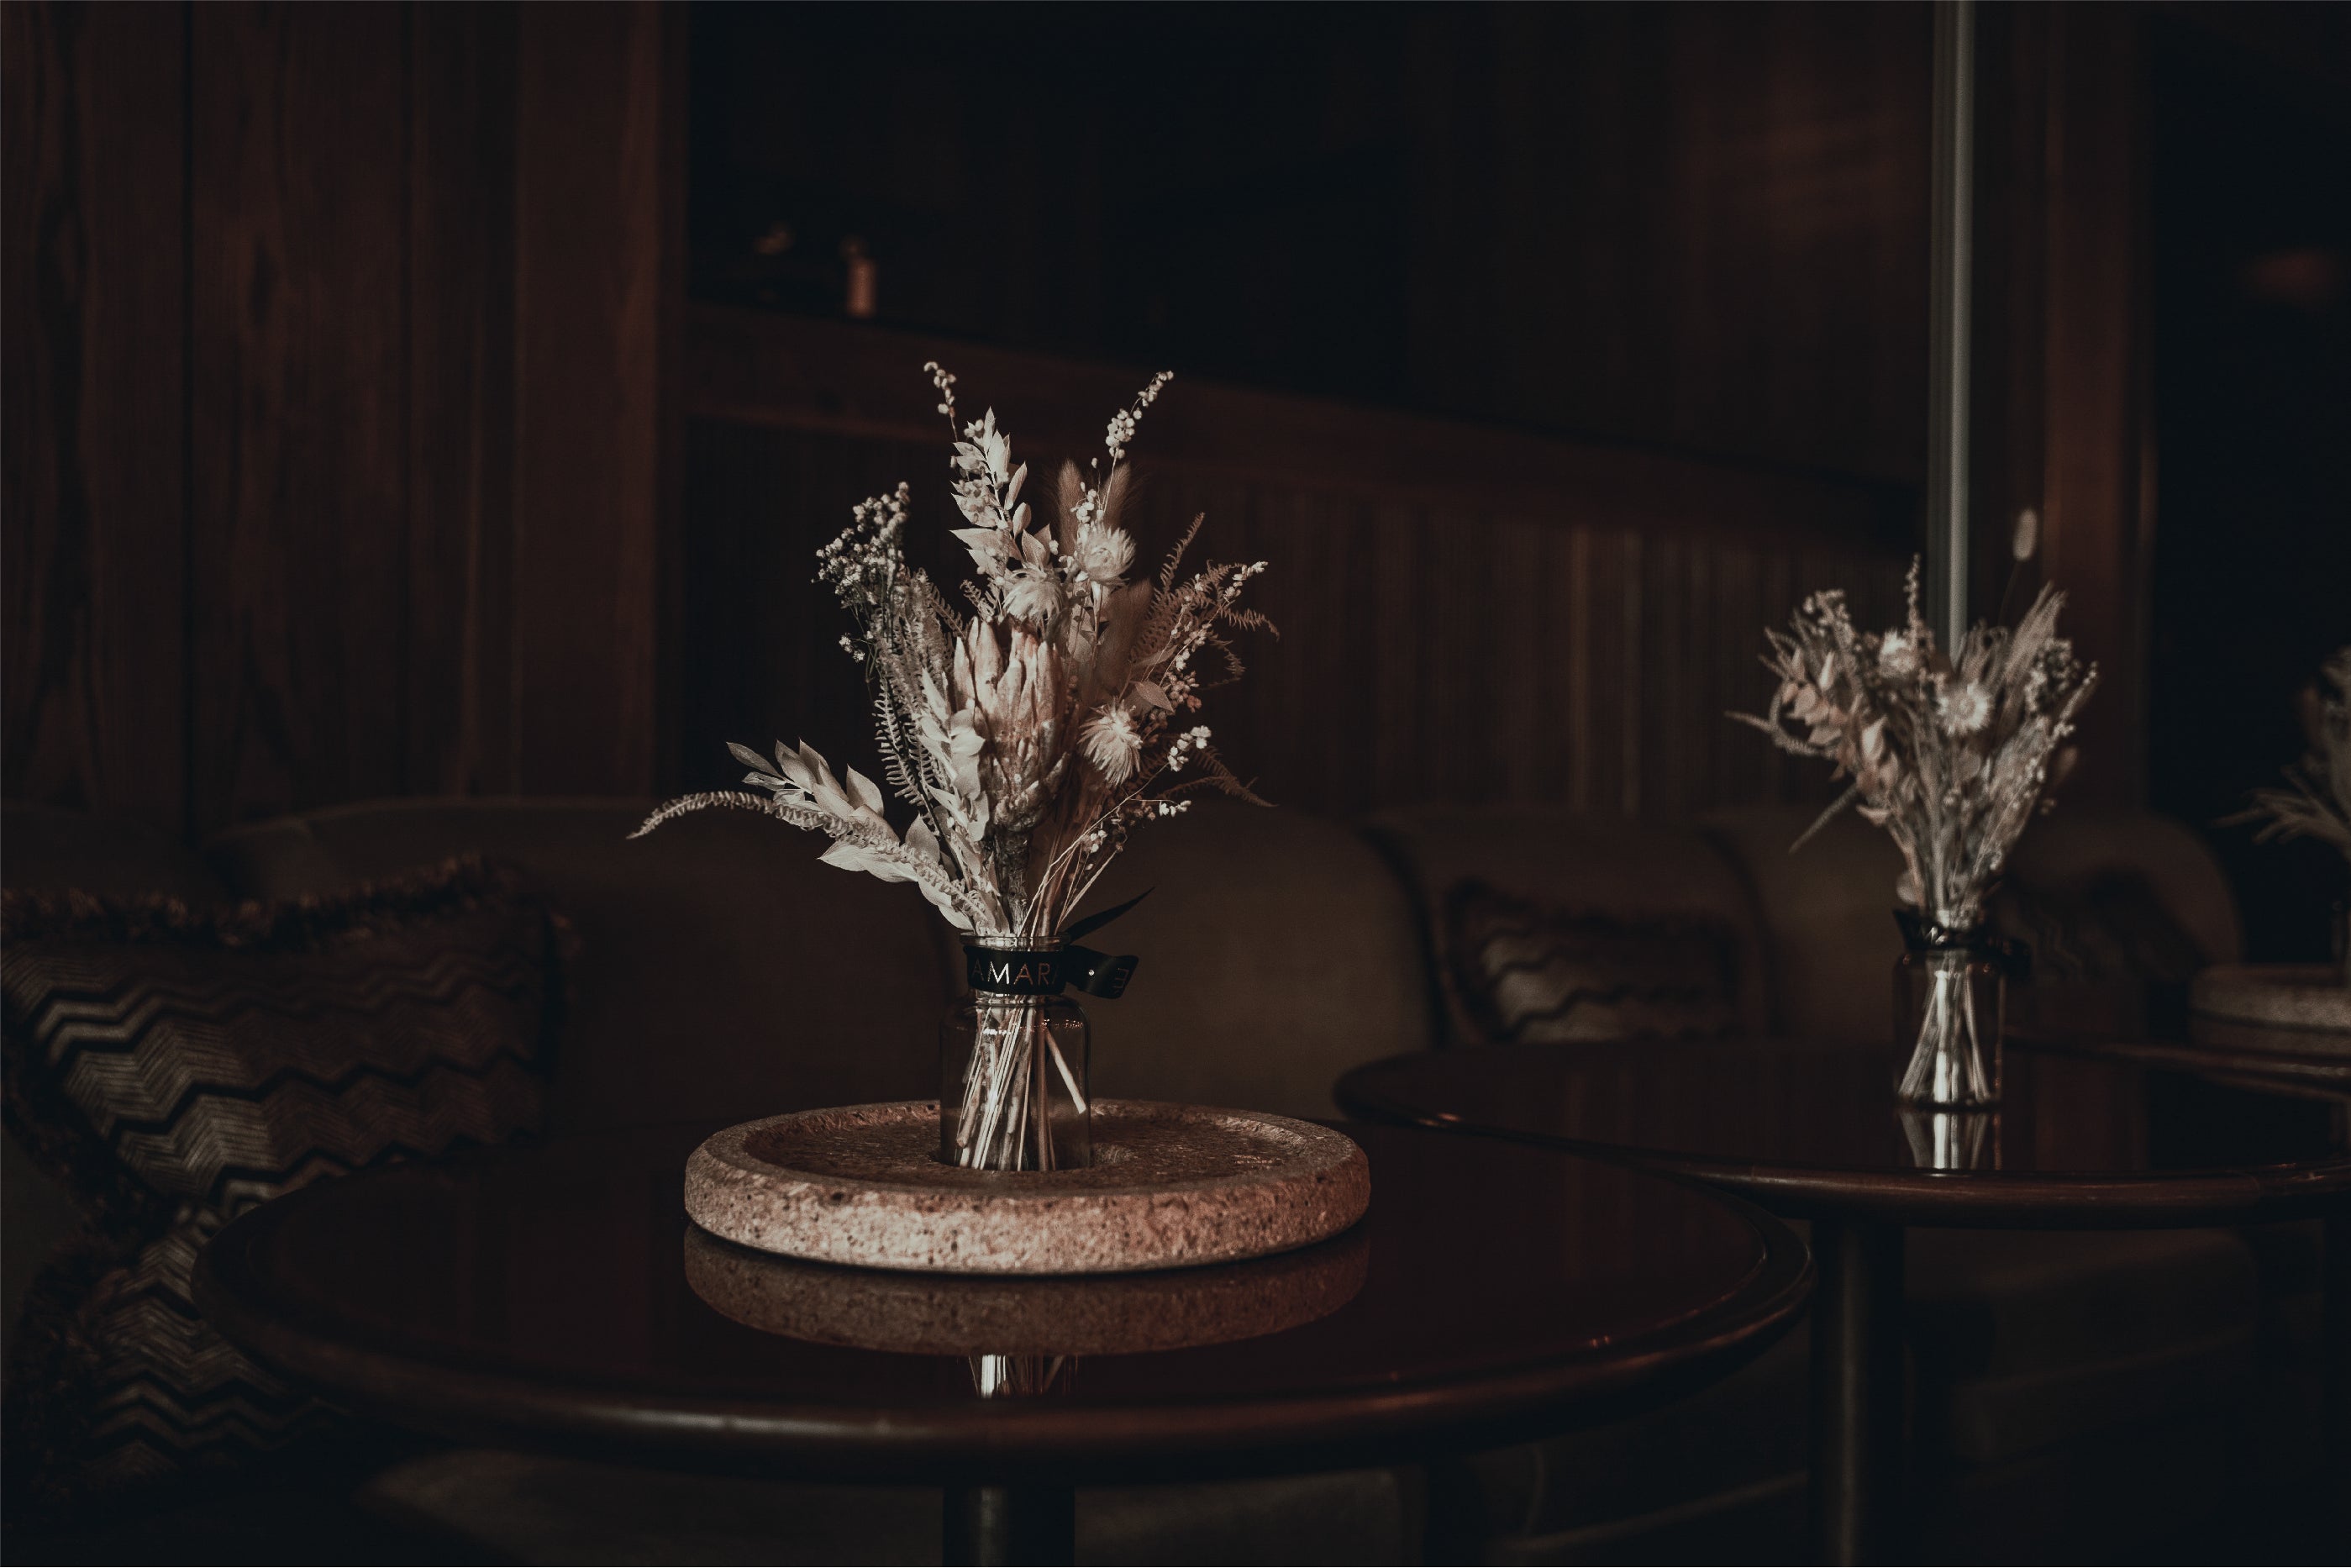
[1,857,563,1514]
[1444,880,1740,1045]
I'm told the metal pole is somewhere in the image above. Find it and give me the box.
[1926,0,1976,650]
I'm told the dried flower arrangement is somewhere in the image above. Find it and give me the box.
[636,365,1271,1166]
[2226,646,2351,988]
[1733,533,2096,1103]
[2226,646,2351,866]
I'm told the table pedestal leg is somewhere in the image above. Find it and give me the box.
[1809,1218,1905,1565]
[944,1484,1076,1565]
[2326,1210,2349,1553]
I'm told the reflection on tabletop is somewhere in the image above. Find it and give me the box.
[682,1223,1372,1397]
[1897,1108,2000,1172]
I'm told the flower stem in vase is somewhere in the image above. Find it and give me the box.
[945,989,1091,1171]
[1896,948,2002,1108]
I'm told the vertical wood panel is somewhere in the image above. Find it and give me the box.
[2,3,190,833]
[2038,4,2151,808]
[189,2,410,829]
[677,413,1905,824]
[511,0,670,797]
[408,3,518,796]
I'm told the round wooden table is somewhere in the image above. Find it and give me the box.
[1335,1036,2351,1565]
[195,1120,1811,1565]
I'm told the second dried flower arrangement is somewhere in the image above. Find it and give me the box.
[2227,646,2351,867]
[636,365,1272,1167]
[1734,537,2096,1104]
[1735,559,2097,929]
[2226,645,2351,986]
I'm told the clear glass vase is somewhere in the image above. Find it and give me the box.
[1893,927,2004,1108]
[941,943,1092,1171]
[1897,1107,2001,1171]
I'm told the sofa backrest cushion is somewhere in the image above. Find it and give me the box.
[1069,801,1433,1118]
[206,799,953,1134]
[3,802,229,905]
[1363,807,1771,1044]
[1699,804,1907,1044]
[1701,803,2243,1043]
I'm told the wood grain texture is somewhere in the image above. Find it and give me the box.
[1398,3,1935,487]
[1,3,191,834]
[2038,4,2154,808]
[407,3,519,797]
[680,314,1910,819]
[5,2,681,835]
[511,0,672,797]
[188,1,410,829]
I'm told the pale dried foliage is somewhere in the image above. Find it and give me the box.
[1733,560,2098,929]
[2226,647,2351,861]
[635,365,1272,941]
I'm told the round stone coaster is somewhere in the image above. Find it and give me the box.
[2191,964,2351,1044]
[684,1100,1370,1276]
[681,1224,1370,1355]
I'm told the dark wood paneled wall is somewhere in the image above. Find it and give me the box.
[682,311,1913,821]
[3,1,677,839]
[1972,3,2163,808]
[3,3,192,834]
[692,3,1936,485]
[1398,3,1935,486]
[7,2,2169,840]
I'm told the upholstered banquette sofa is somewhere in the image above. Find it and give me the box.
[3,794,2312,1564]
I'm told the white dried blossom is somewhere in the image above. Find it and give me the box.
[1081,704,1144,783]
[1073,521,1135,586]
[1940,681,1991,734]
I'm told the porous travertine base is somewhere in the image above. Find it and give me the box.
[683,1100,1371,1276]
[681,1223,1369,1353]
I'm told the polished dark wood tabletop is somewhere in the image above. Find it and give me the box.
[1335,1037,2351,1227]
[193,1121,1810,1486]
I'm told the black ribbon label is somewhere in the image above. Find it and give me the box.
[966,950,1066,996]
[1892,909,2031,981]
[964,944,1138,999]
[963,892,1150,1000]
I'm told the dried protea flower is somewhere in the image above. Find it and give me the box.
[634,362,1271,944]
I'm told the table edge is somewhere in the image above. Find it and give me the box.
[1333,1054,2351,1229]
[190,1139,1814,1482]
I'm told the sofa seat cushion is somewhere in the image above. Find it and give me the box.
[1433,1318,1807,1563]
[1442,1225,2264,1562]
[1907,1228,2259,1466]
[0,860,561,1515]
[206,798,955,1134]
[361,1448,1421,1565]
[2,1467,476,1567]
[1365,808,1771,1045]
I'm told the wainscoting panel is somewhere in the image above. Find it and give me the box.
[681,318,1912,819]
